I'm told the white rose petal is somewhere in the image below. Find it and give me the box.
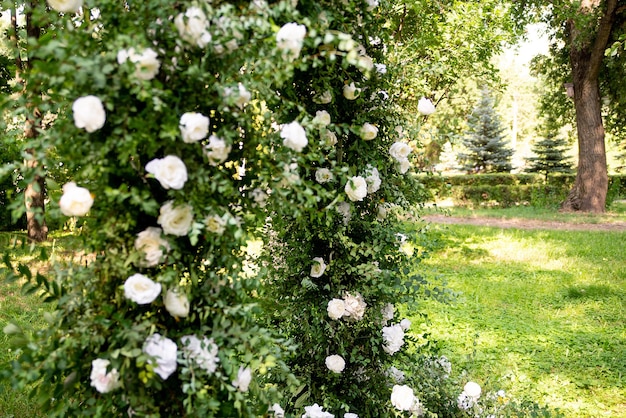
[390,384,415,411]
[124,274,162,305]
[345,176,367,201]
[146,155,188,190]
[143,333,177,380]
[72,95,106,133]
[281,121,308,152]
[325,355,345,373]
[314,90,333,104]
[179,112,210,143]
[90,359,121,394]
[134,227,170,267]
[336,201,351,225]
[374,63,387,74]
[327,298,346,320]
[381,303,395,322]
[47,0,82,13]
[157,201,194,236]
[310,257,327,278]
[235,83,251,109]
[59,182,94,217]
[276,22,306,60]
[233,366,252,392]
[418,97,436,115]
[164,289,190,318]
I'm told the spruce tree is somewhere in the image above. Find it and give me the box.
[526,128,574,180]
[459,87,513,173]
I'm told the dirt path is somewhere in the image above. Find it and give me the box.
[422,214,626,232]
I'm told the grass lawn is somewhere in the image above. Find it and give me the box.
[414,222,626,417]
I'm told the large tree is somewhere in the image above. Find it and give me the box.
[517,0,626,212]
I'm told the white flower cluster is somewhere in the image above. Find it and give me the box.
[327,292,366,321]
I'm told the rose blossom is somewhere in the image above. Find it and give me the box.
[118,47,160,81]
[204,135,231,166]
[381,303,395,322]
[363,165,381,193]
[270,403,285,418]
[325,355,345,373]
[134,227,170,267]
[418,97,436,115]
[302,404,334,418]
[174,6,212,48]
[157,201,194,236]
[47,0,82,13]
[281,121,308,152]
[143,333,177,380]
[205,213,227,235]
[398,158,411,174]
[345,176,367,201]
[276,22,306,59]
[124,274,161,305]
[313,110,331,126]
[389,142,412,162]
[310,257,327,278]
[313,90,333,104]
[90,359,121,393]
[72,95,106,133]
[343,82,360,100]
[463,381,482,400]
[387,366,405,383]
[391,384,416,411]
[234,83,251,109]
[145,155,188,190]
[360,123,378,140]
[59,182,94,217]
[322,129,338,146]
[233,366,252,392]
[382,324,405,355]
[343,292,366,320]
[164,289,190,318]
[400,318,411,331]
[376,204,388,221]
[315,168,334,184]
[180,335,220,373]
[179,112,210,143]
[327,298,346,320]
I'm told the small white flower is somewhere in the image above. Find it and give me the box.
[363,165,381,193]
[119,48,160,81]
[72,95,106,133]
[343,82,360,100]
[360,123,378,141]
[376,204,388,221]
[180,335,220,373]
[313,110,331,126]
[157,201,194,236]
[322,129,338,146]
[390,384,415,411]
[400,318,411,331]
[325,354,345,373]
[281,121,308,152]
[345,176,367,202]
[235,83,251,109]
[374,63,387,74]
[179,112,210,143]
[124,274,162,305]
[47,0,82,13]
[90,359,121,393]
[276,22,306,60]
[310,257,327,278]
[270,403,285,418]
[164,289,190,318]
[463,381,482,400]
[143,333,177,380]
[418,97,436,115]
[381,303,395,322]
[233,366,252,392]
[398,158,411,174]
[134,227,170,267]
[389,142,412,162]
[315,168,334,184]
[365,0,379,10]
[302,403,334,418]
[204,135,231,166]
[382,324,405,355]
[59,182,94,217]
[145,155,188,190]
[343,292,366,320]
[205,213,227,235]
[327,298,346,320]
[174,6,212,48]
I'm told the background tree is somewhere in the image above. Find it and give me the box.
[458,87,514,173]
[526,121,574,181]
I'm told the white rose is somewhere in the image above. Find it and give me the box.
[124,274,162,305]
[364,166,381,193]
[387,366,405,384]
[157,201,194,236]
[180,335,220,373]
[205,214,227,235]
[235,83,251,109]
[343,82,360,100]
[174,7,212,48]
[270,403,285,418]
[143,333,177,380]
[345,176,367,201]
[343,292,366,320]
[464,381,482,400]
[381,303,395,322]
[90,359,121,394]
[276,22,306,59]
[59,182,94,217]
[389,142,412,162]
[233,366,252,392]
[303,403,333,418]
[315,168,334,184]
[374,63,387,74]
[250,188,268,207]
[72,95,106,133]
[327,298,346,320]
[204,135,231,166]
[134,227,170,267]
[376,204,388,221]
[281,121,308,152]
[325,354,345,373]
[418,97,436,115]
[398,158,411,174]
[313,110,331,126]
[47,0,82,13]
[323,129,338,146]
[366,0,379,10]
[122,48,160,81]
[310,257,327,278]
[360,123,378,141]
[400,318,411,331]
[313,90,333,104]
[164,289,190,318]
[382,324,405,355]
[145,155,188,190]
[179,112,210,143]
[390,384,415,411]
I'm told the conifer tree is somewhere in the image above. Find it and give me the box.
[459,87,513,173]
[526,125,574,181]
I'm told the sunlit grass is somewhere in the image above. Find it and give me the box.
[415,224,626,417]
